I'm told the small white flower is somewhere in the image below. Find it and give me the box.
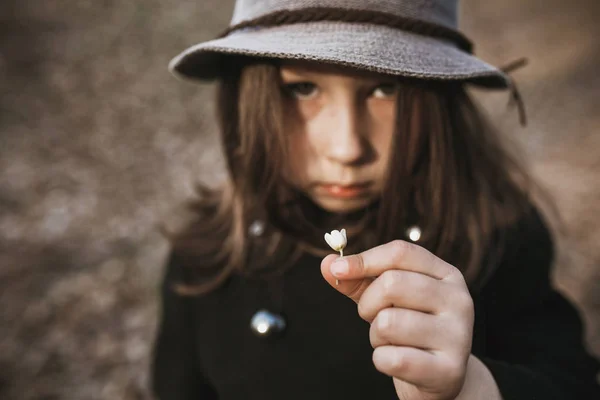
[324,229,347,253]
[325,229,347,286]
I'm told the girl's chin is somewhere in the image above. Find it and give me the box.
[312,196,375,214]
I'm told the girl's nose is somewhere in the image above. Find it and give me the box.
[323,101,366,165]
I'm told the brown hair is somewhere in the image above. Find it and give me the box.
[169,58,532,295]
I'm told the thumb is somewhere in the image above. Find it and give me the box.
[320,254,371,303]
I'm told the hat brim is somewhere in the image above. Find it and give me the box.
[169,22,510,88]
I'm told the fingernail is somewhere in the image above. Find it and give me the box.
[331,259,348,277]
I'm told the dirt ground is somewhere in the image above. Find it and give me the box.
[0,0,598,398]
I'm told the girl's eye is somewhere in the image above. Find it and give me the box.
[371,83,398,99]
[283,82,318,99]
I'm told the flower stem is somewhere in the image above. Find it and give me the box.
[336,249,344,286]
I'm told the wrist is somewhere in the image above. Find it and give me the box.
[454,355,503,400]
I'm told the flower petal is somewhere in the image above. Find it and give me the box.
[324,232,334,249]
[334,233,343,247]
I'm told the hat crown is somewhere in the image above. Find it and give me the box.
[231,0,459,30]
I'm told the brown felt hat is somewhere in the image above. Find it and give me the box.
[169,0,514,89]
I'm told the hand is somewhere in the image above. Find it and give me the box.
[321,240,475,400]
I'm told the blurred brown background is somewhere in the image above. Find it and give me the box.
[0,0,598,398]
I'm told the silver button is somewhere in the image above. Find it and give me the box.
[250,310,286,337]
[406,225,422,242]
[248,220,265,237]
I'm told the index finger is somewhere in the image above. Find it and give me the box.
[329,240,460,283]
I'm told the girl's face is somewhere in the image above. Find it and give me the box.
[279,61,398,213]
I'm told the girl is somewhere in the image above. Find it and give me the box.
[152,0,600,399]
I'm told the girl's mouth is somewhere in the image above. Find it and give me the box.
[316,182,373,199]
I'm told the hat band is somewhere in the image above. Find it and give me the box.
[220,7,473,53]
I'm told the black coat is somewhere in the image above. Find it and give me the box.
[151,210,600,399]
